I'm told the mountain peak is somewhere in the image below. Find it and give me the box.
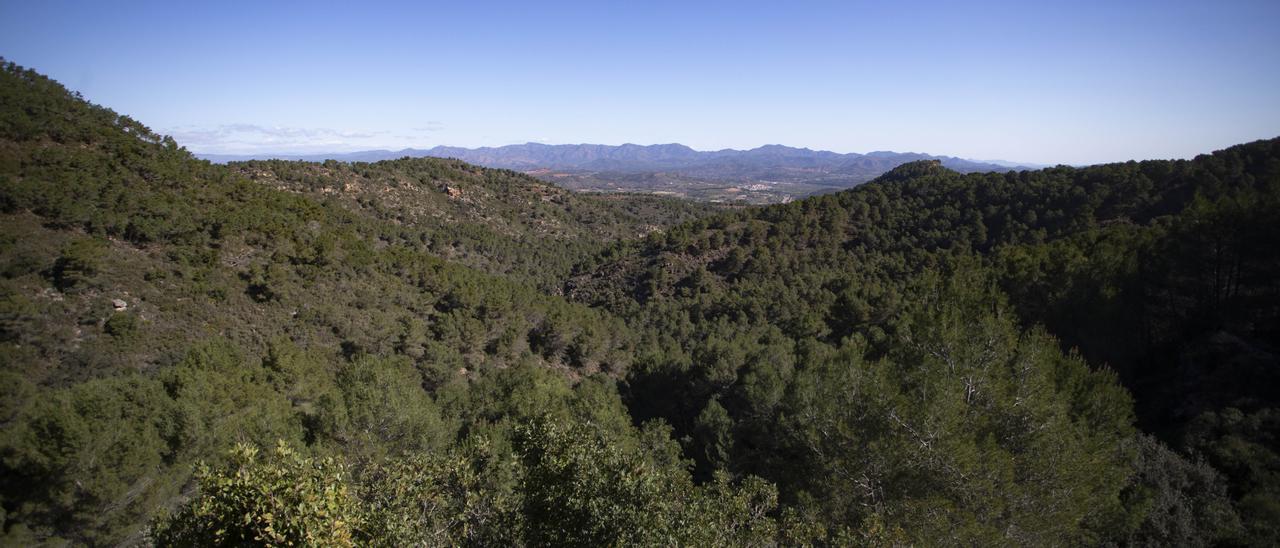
[877,159,953,182]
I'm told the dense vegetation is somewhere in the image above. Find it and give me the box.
[1,60,1276,546]
[225,158,715,290]
[0,60,701,545]
[569,142,1279,545]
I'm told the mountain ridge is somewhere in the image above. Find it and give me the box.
[196,142,1041,172]
[197,142,1043,203]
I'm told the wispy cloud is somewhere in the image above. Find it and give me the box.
[163,124,431,154]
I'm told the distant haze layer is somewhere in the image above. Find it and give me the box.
[198,142,1042,203]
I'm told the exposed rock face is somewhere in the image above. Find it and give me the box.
[112,298,128,310]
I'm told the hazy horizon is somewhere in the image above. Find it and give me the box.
[193,140,1050,166]
[2,0,1278,165]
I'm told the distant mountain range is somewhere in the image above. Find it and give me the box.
[197,142,1040,172]
[198,143,1044,203]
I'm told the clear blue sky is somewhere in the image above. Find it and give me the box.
[2,0,1277,165]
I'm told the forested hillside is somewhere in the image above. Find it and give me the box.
[1,60,1277,546]
[225,158,715,290]
[570,142,1280,545]
[0,61,730,545]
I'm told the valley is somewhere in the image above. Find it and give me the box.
[201,143,1041,204]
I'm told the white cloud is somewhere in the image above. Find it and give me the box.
[162,123,445,154]
[412,122,446,132]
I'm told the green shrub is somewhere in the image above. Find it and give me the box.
[49,238,105,291]
[150,442,360,547]
[103,311,139,340]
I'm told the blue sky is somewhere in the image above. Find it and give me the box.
[1,0,1277,165]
